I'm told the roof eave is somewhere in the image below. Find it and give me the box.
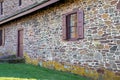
[0,0,59,25]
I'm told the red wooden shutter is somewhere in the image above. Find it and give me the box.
[0,30,2,46]
[62,14,67,40]
[77,10,84,39]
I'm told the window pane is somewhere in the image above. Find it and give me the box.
[69,13,77,39]
[70,26,77,33]
[70,32,77,39]
[70,27,77,38]
[70,13,77,27]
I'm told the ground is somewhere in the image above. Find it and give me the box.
[0,63,90,80]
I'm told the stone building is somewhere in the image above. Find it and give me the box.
[0,0,120,80]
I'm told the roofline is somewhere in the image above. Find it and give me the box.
[0,0,59,25]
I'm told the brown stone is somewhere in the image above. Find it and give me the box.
[104,45,110,49]
[116,25,120,30]
[0,0,3,2]
[60,49,65,52]
[114,36,120,39]
[103,26,108,31]
[117,64,120,65]
[100,40,110,43]
[102,13,109,19]
[93,10,98,14]
[87,0,92,4]
[72,48,77,51]
[96,44,104,49]
[102,33,109,37]
[111,1,117,5]
[89,45,95,49]
[90,19,94,22]
[117,40,120,44]
[115,72,120,76]
[105,21,112,26]
[108,36,113,39]
[80,50,87,54]
[94,60,98,62]
[98,30,104,36]
[83,63,88,66]
[105,63,110,67]
[90,27,97,30]
[86,60,92,62]
[108,43,116,45]
[87,53,94,56]
[97,68,104,74]
[93,30,97,33]
[115,61,120,63]
[103,5,110,9]
[102,50,109,53]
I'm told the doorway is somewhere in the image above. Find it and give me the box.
[17,29,23,57]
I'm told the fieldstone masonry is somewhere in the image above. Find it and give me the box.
[0,0,120,80]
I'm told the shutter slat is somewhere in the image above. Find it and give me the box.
[77,10,84,39]
[62,14,67,40]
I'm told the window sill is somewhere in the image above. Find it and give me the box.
[63,38,79,41]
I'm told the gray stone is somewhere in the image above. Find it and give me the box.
[112,64,117,69]
[107,53,113,56]
[108,56,115,60]
[115,52,120,55]
[110,46,117,53]
[94,53,103,60]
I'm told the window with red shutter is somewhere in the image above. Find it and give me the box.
[117,0,120,10]
[19,0,22,6]
[62,9,84,41]
[0,1,3,15]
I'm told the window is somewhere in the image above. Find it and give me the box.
[62,10,84,41]
[117,0,120,10]
[19,0,22,6]
[0,1,3,15]
[0,29,4,46]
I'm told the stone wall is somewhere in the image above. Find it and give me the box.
[0,0,120,80]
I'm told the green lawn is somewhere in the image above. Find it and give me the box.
[0,63,90,80]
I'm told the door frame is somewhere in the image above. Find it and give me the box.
[17,28,24,57]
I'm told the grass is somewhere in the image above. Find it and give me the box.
[0,63,90,80]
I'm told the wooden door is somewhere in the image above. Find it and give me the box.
[18,29,23,57]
